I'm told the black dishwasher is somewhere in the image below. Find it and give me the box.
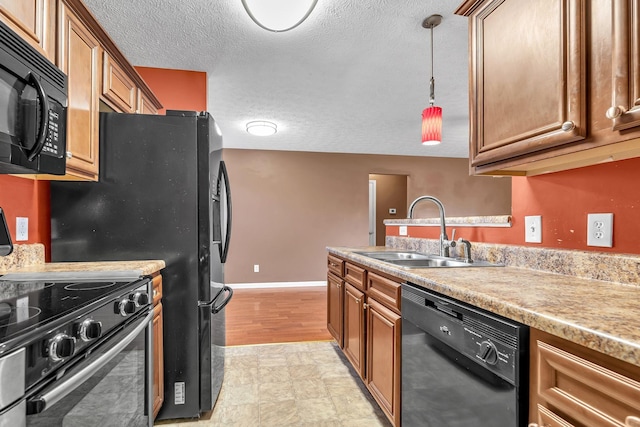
[401,282,528,426]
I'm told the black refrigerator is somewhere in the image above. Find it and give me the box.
[50,110,233,421]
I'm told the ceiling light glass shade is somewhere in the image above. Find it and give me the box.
[422,106,442,145]
[246,121,277,136]
[241,0,318,33]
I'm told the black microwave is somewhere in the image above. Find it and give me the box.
[0,20,68,175]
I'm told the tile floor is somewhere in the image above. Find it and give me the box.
[155,341,391,427]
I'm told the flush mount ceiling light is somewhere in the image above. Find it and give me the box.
[422,14,443,146]
[246,120,277,136]
[241,0,319,33]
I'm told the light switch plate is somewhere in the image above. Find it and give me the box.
[389,208,396,215]
[587,213,613,247]
[399,226,407,236]
[524,215,542,243]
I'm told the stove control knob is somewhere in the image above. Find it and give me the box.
[78,319,102,342]
[49,334,76,362]
[478,341,498,365]
[130,292,150,307]
[117,299,136,317]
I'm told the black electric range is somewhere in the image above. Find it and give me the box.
[0,274,152,415]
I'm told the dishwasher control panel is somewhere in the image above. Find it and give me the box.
[462,317,518,383]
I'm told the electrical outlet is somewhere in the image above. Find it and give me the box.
[587,213,613,247]
[524,215,542,243]
[399,226,407,236]
[389,208,396,215]
[253,264,260,273]
[16,217,28,241]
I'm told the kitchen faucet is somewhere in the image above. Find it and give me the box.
[407,195,455,257]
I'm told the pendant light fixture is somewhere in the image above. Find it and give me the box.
[422,14,443,146]
[241,0,319,33]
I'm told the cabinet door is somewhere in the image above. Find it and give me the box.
[608,0,640,131]
[366,299,401,427]
[462,0,586,172]
[58,0,101,181]
[152,302,164,419]
[137,89,159,115]
[102,51,136,113]
[343,283,365,379]
[326,273,343,347]
[0,0,55,60]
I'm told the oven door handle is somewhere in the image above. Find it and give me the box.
[27,310,153,414]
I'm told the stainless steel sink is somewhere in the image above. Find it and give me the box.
[355,251,503,269]
[354,251,432,261]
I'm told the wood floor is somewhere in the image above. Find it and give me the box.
[225,286,333,346]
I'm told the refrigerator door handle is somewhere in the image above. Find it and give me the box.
[212,286,233,314]
[219,161,232,263]
[198,285,233,314]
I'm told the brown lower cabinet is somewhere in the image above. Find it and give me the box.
[326,256,401,426]
[151,274,164,419]
[530,328,640,427]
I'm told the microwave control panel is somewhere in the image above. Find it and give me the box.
[41,100,65,158]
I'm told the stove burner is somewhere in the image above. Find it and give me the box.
[64,282,118,291]
[0,304,42,327]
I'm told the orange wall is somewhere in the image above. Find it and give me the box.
[387,157,640,255]
[135,67,207,113]
[0,176,50,244]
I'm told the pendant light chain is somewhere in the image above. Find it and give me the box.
[429,24,435,107]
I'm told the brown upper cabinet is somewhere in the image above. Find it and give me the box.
[10,0,162,181]
[0,0,56,61]
[59,0,101,180]
[456,0,640,176]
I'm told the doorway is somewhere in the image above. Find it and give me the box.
[368,174,408,246]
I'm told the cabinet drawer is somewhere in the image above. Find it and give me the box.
[367,271,401,313]
[327,255,344,277]
[344,262,366,291]
[535,340,640,426]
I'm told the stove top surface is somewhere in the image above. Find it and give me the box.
[0,276,144,345]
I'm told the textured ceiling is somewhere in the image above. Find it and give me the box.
[82,0,470,158]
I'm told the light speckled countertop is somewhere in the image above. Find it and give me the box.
[1,260,165,278]
[328,246,640,368]
[0,244,165,277]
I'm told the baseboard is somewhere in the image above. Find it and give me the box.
[229,281,326,289]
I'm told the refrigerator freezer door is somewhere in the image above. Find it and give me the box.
[198,283,230,412]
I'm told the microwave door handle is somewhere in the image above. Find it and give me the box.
[25,73,50,161]
[219,161,232,263]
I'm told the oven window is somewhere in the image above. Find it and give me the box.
[26,326,150,427]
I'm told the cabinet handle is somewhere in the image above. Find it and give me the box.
[606,106,627,119]
[363,303,368,309]
[66,151,73,159]
[561,121,575,131]
[337,283,341,289]
[626,416,640,427]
